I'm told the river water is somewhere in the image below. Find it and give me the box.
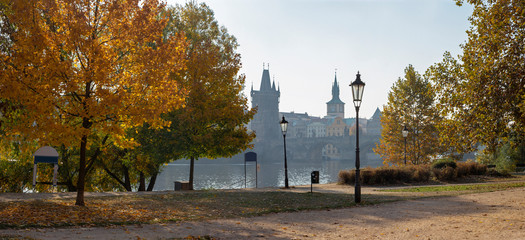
[153,159,356,191]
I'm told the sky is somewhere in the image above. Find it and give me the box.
[165,0,473,119]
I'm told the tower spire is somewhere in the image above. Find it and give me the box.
[259,64,272,91]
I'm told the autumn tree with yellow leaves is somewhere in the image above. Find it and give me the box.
[429,0,525,159]
[0,0,186,205]
[158,2,256,190]
[375,65,442,165]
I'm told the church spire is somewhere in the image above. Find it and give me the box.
[331,71,341,101]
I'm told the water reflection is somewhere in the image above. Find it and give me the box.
[153,159,356,191]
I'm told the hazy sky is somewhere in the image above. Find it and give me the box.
[165,0,473,119]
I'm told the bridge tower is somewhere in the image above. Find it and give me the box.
[250,65,281,142]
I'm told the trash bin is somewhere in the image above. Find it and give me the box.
[311,171,319,184]
[174,181,182,191]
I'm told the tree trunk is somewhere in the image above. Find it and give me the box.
[75,134,88,206]
[138,171,146,191]
[123,166,132,191]
[147,171,158,191]
[189,157,195,190]
[102,164,132,191]
[66,179,77,192]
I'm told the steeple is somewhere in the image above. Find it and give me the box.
[326,70,345,118]
[327,72,343,104]
[332,73,340,101]
[259,64,272,91]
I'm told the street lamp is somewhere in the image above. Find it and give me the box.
[350,71,365,204]
[280,116,289,189]
[402,125,409,165]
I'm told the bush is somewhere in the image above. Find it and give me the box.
[436,166,457,181]
[338,169,355,185]
[457,161,487,176]
[411,165,431,182]
[486,169,511,177]
[338,162,490,185]
[432,158,457,169]
[338,165,432,185]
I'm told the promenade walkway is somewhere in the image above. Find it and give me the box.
[1,184,524,239]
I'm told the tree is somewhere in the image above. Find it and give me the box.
[160,2,256,190]
[429,0,525,158]
[97,124,171,192]
[375,65,441,165]
[426,52,478,159]
[0,0,186,205]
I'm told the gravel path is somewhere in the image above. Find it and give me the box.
[2,187,525,239]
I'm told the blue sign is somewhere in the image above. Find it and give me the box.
[33,146,59,164]
[244,152,257,162]
[33,146,59,187]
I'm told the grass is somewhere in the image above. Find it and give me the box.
[0,191,358,229]
[379,182,525,193]
[1,176,525,229]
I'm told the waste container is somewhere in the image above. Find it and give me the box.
[174,181,190,191]
[174,181,182,191]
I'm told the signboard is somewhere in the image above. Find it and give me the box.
[245,152,257,162]
[34,146,59,164]
[33,146,59,187]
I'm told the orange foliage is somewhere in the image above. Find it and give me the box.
[0,0,187,205]
[0,0,186,147]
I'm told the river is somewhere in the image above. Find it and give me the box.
[153,159,357,191]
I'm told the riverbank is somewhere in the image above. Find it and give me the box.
[1,176,525,239]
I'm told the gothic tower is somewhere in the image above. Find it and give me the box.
[250,65,281,142]
[326,72,345,118]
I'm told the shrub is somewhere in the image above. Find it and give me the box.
[432,158,457,169]
[411,165,431,182]
[474,162,488,175]
[338,162,491,185]
[338,169,355,185]
[456,162,469,177]
[456,161,487,176]
[486,169,511,177]
[376,167,396,184]
[436,166,457,181]
[397,167,413,183]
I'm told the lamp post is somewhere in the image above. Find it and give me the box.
[402,125,409,165]
[350,71,365,204]
[280,116,289,189]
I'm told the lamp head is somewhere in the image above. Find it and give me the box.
[402,125,409,138]
[280,116,288,135]
[350,71,365,108]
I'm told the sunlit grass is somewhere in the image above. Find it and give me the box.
[379,182,525,193]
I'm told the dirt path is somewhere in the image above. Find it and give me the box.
[2,187,525,239]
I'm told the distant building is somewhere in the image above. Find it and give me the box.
[250,66,281,142]
[326,72,345,119]
[327,117,348,137]
[247,67,382,165]
[307,121,326,138]
[281,112,312,138]
[366,107,382,136]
